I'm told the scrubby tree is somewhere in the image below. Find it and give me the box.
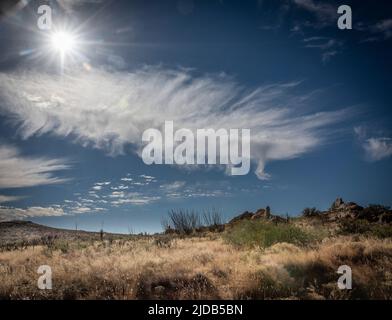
[302,207,321,217]
[203,209,223,227]
[167,209,201,234]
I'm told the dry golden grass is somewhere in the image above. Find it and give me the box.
[0,234,391,300]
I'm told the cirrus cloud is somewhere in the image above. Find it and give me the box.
[0,67,349,179]
[0,205,65,221]
[0,194,25,203]
[0,144,70,188]
[362,137,392,161]
[354,126,392,161]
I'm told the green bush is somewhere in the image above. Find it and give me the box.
[224,220,315,248]
[339,219,392,238]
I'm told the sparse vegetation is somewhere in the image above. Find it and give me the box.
[0,201,391,300]
[163,209,224,234]
[339,219,392,238]
[0,233,391,300]
[302,207,322,217]
[202,209,224,231]
[224,220,316,248]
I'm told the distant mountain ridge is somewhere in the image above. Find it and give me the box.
[0,220,124,244]
[1,198,391,244]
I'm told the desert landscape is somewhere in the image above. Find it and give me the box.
[0,198,391,300]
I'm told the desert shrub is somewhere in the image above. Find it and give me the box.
[367,204,390,212]
[235,270,295,299]
[339,219,371,234]
[53,240,70,254]
[302,207,321,217]
[283,239,392,299]
[75,241,90,250]
[357,204,392,223]
[40,234,57,247]
[372,225,392,238]
[135,271,219,299]
[161,217,171,233]
[167,209,201,234]
[202,209,224,230]
[224,220,315,248]
[339,219,392,238]
[163,208,225,234]
[154,236,173,248]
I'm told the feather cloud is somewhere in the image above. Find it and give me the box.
[0,67,348,179]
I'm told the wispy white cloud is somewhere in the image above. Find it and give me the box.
[359,19,392,42]
[110,184,129,190]
[0,67,348,179]
[362,138,392,161]
[57,0,104,12]
[95,181,111,186]
[354,126,392,161]
[321,50,338,63]
[293,0,336,25]
[109,191,160,206]
[0,144,70,188]
[0,205,65,221]
[109,191,125,198]
[140,175,156,181]
[62,196,108,214]
[372,19,392,39]
[288,1,345,62]
[303,37,342,63]
[0,195,25,203]
[160,181,186,192]
[159,180,233,199]
[304,38,339,50]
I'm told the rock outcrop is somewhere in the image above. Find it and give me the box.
[326,198,391,223]
[229,206,286,224]
[228,198,391,227]
[229,211,254,224]
[327,198,363,220]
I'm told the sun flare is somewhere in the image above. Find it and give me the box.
[50,31,75,53]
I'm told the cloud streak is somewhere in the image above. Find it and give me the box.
[0,67,348,179]
[303,37,342,63]
[0,205,65,221]
[0,144,70,188]
[362,138,392,161]
[0,194,25,203]
[354,126,392,161]
[293,0,337,25]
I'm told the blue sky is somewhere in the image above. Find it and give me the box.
[0,0,391,233]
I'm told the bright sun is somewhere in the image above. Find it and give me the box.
[50,31,76,54]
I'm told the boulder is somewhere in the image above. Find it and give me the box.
[228,211,254,224]
[345,202,363,211]
[270,215,287,223]
[330,197,345,211]
[230,206,284,224]
[251,208,266,220]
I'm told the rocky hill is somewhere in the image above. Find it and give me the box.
[228,198,392,225]
[324,198,392,223]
